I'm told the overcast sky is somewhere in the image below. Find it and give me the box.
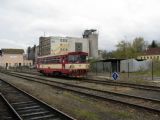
[0,0,160,51]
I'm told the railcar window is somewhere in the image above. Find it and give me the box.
[68,55,86,63]
[74,55,79,62]
[38,57,61,64]
[38,57,60,64]
[80,55,86,62]
[68,55,75,63]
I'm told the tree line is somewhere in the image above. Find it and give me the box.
[101,38,160,59]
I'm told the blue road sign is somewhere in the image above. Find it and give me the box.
[112,72,119,80]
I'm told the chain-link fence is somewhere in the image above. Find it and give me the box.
[88,60,160,82]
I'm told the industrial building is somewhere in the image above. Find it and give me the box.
[27,45,39,64]
[39,29,99,58]
[39,36,89,56]
[0,48,33,69]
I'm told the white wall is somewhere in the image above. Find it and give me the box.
[120,59,151,72]
[50,36,89,55]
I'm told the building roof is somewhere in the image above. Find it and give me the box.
[1,49,24,54]
[144,48,160,55]
[98,58,125,62]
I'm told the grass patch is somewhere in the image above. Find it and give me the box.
[65,92,134,120]
[109,110,133,119]
[74,109,100,120]
[127,78,150,84]
[64,92,89,103]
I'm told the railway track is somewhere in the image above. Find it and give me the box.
[0,79,75,120]
[0,93,20,120]
[1,71,160,114]
[81,78,160,92]
[9,70,160,92]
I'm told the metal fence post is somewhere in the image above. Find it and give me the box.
[117,60,119,73]
[96,62,97,75]
[128,61,129,78]
[103,62,105,73]
[152,60,153,80]
[110,62,112,78]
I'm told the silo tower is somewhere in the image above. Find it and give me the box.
[83,29,98,58]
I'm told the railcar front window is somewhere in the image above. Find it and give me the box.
[80,55,86,62]
[68,55,86,63]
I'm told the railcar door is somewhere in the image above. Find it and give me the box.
[62,56,66,69]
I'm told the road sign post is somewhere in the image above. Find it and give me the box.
[112,72,119,91]
[112,72,119,80]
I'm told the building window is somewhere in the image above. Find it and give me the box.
[150,56,152,59]
[157,56,159,60]
[75,42,82,52]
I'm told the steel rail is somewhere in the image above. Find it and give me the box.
[9,70,160,92]
[6,72,160,103]
[80,79,160,92]
[0,93,22,120]
[2,71,160,114]
[0,78,75,120]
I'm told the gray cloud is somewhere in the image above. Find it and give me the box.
[0,0,160,51]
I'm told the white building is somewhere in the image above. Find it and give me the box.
[39,36,89,56]
[39,29,99,58]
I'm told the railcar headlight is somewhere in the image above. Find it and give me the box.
[86,64,89,68]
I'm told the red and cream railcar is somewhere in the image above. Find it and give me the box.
[36,52,89,77]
